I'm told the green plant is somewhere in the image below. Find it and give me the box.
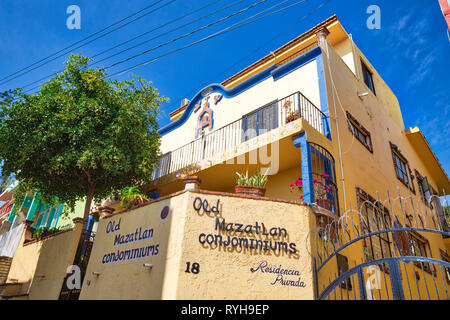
[33,228,43,240]
[251,170,269,187]
[234,169,268,187]
[121,186,149,209]
[0,54,167,223]
[234,170,250,186]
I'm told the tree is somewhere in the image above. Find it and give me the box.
[0,54,167,221]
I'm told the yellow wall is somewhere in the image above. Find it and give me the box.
[4,222,82,299]
[311,36,450,299]
[80,191,317,300]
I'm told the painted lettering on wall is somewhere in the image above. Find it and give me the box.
[193,197,298,254]
[198,217,297,254]
[102,217,159,264]
[250,260,306,288]
[193,197,220,213]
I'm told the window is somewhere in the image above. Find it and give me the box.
[357,188,393,264]
[408,230,436,275]
[415,170,432,206]
[242,101,278,141]
[409,232,429,257]
[361,60,376,95]
[390,142,415,193]
[439,249,450,284]
[336,253,352,290]
[346,111,373,152]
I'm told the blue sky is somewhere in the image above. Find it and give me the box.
[0,0,449,175]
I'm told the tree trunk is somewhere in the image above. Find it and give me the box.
[83,186,95,221]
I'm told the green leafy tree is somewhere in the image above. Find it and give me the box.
[0,54,167,221]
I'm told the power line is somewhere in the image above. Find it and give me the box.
[106,0,309,78]
[0,0,169,83]
[91,0,226,60]
[22,0,271,94]
[21,0,329,98]
[93,0,248,66]
[166,0,330,114]
[0,0,175,86]
[21,0,243,91]
[104,0,272,70]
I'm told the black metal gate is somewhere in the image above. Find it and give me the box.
[58,227,95,300]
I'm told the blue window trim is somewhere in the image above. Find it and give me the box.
[159,46,331,140]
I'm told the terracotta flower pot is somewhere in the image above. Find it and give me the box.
[235,185,266,197]
[99,206,115,218]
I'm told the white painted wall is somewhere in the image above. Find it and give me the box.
[160,59,320,154]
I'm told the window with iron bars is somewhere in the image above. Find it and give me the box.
[408,230,436,276]
[390,142,415,194]
[356,188,394,270]
[242,101,278,142]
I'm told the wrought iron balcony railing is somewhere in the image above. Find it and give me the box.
[152,91,327,180]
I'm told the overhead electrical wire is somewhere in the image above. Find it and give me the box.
[166,0,330,113]
[20,0,244,90]
[105,0,309,78]
[22,0,273,93]
[0,0,169,83]
[93,0,250,66]
[0,0,176,86]
[19,0,329,96]
[105,0,274,70]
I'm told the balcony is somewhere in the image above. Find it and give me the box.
[152,91,328,180]
[0,201,13,220]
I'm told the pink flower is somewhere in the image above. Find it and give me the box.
[321,173,330,178]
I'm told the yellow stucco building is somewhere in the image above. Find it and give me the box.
[1,15,449,300]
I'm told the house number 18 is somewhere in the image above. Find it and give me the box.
[185,262,200,274]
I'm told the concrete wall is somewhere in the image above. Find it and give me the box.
[4,221,83,299]
[311,36,450,299]
[80,191,317,300]
[0,257,12,283]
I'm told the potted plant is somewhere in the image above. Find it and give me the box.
[33,228,44,240]
[283,100,299,124]
[41,227,52,238]
[289,174,334,211]
[314,174,334,211]
[234,170,268,197]
[121,186,149,209]
[285,110,299,124]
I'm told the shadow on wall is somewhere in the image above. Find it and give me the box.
[3,221,83,299]
[79,196,177,300]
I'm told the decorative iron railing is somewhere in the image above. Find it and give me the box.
[313,188,450,300]
[152,91,327,180]
[318,256,450,300]
[0,200,13,219]
[309,143,339,216]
